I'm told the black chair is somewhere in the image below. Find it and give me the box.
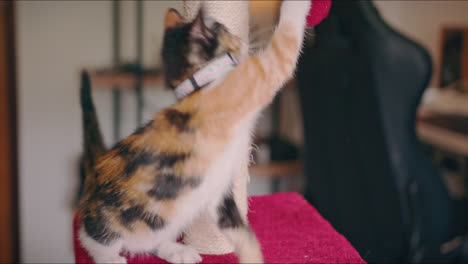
[297,1,465,262]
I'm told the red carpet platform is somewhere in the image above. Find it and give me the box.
[74,192,365,264]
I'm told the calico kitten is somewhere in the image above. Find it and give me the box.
[78,1,310,263]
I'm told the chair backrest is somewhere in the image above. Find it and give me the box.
[297,1,460,262]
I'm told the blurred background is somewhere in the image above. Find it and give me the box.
[1,0,468,263]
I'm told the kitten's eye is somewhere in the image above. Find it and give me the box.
[189,9,215,44]
[212,22,221,32]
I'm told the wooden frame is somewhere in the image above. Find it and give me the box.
[438,26,468,89]
[0,1,19,262]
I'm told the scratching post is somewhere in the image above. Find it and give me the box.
[183,1,249,44]
[182,0,250,255]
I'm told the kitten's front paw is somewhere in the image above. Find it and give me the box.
[157,242,202,264]
[281,0,311,22]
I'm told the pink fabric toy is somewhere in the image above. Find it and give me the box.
[307,0,332,27]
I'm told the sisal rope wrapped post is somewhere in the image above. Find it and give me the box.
[182,0,250,255]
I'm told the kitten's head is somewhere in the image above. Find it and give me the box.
[162,8,243,89]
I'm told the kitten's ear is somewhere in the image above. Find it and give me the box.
[190,8,213,43]
[164,8,184,29]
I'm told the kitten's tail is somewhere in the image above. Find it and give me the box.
[79,71,106,184]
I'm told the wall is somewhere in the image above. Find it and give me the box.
[374,0,468,86]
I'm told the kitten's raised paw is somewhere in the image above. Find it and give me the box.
[157,242,202,264]
[281,0,311,22]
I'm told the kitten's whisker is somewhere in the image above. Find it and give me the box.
[304,30,315,38]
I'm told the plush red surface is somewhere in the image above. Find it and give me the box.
[74,192,365,264]
[308,0,332,27]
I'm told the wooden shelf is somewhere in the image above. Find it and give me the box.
[417,110,468,156]
[89,64,163,88]
[249,160,302,179]
[417,88,468,156]
[91,72,162,88]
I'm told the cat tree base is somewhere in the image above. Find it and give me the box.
[73,193,365,264]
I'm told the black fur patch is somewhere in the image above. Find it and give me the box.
[120,206,144,227]
[147,174,201,200]
[218,194,244,229]
[162,24,192,89]
[147,174,184,200]
[111,142,158,177]
[158,153,189,169]
[101,192,121,207]
[199,33,219,59]
[142,212,165,230]
[91,182,122,207]
[120,206,165,230]
[83,209,120,245]
[112,141,189,178]
[123,151,158,178]
[165,109,192,132]
[97,189,122,207]
[112,142,131,157]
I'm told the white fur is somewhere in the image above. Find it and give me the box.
[280,0,310,30]
[157,242,202,264]
[79,228,126,264]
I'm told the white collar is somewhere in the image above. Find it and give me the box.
[174,53,238,100]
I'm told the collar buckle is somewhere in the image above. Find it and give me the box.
[174,52,238,100]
